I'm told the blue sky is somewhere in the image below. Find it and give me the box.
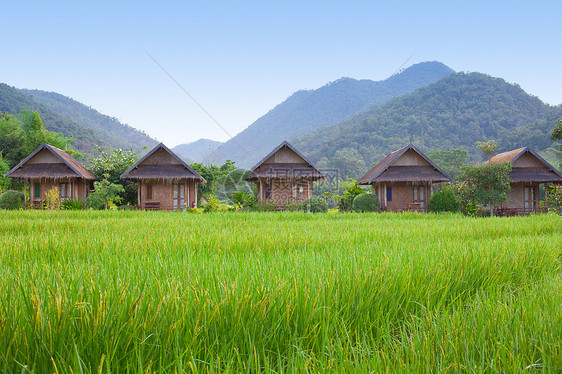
[1,1,561,147]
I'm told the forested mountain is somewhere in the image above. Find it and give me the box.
[21,89,157,153]
[173,61,455,167]
[172,138,223,163]
[0,83,157,157]
[292,72,561,178]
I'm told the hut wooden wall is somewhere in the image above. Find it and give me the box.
[28,178,90,204]
[374,181,431,212]
[139,180,198,210]
[258,178,312,204]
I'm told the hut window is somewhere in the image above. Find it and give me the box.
[60,183,69,199]
[147,185,153,200]
[386,186,392,202]
[265,182,271,199]
[34,183,40,198]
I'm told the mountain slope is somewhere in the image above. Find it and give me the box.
[292,72,560,176]
[173,61,455,167]
[21,89,157,152]
[0,83,106,154]
[173,138,223,163]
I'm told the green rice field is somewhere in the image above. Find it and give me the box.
[0,211,561,373]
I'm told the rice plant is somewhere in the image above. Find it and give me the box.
[0,211,560,372]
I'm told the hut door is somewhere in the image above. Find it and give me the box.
[524,186,538,212]
[173,184,185,210]
[413,185,425,211]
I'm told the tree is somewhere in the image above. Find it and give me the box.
[459,163,512,217]
[426,148,469,180]
[0,153,11,193]
[550,118,562,170]
[545,185,562,216]
[85,175,125,209]
[330,148,366,180]
[87,147,140,205]
[475,140,498,162]
[190,160,246,202]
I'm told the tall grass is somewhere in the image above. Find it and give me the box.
[0,211,560,372]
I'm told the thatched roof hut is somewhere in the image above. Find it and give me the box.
[249,141,325,204]
[357,144,451,212]
[121,143,205,210]
[4,143,95,205]
[484,147,562,214]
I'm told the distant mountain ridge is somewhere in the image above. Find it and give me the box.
[292,71,561,177]
[173,61,455,167]
[21,89,158,153]
[172,138,223,164]
[0,83,157,156]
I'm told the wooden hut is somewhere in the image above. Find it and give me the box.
[485,147,562,214]
[249,141,326,205]
[4,143,96,206]
[357,144,452,212]
[120,143,205,210]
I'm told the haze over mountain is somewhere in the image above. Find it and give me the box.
[172,138,223,164]
[0,83,157,156]
[292,72,561,178]
[173,61,455,168]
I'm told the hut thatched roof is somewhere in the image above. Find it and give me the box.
[484,147,562,183]
[249,141,326,181]
[5,143,96,180]
[120,143,205,182]
[357,144,451,185]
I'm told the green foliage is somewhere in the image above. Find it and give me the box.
[0,190,24,210]
[329,147,367,180]
[62,197,86,210]
[459,163,512,216]
[293,72,558,169]
[546,185,562,215]
[88,147,140,205]
[44,187,61,210]
[191,160,249,202]
[229,189,257,209]
[352,193,380,212]
[0,153,10,193]
[426,148,469,180]
[0,111,77,169]
[475,140,498,162]
[429,185,461,213]
[283,201,304,212]
[304,196,328,213]
[336,178,366,212]
[85,176,125,209]
[551,118,562,170]
[202,195,221,212]
[256,200,280,212]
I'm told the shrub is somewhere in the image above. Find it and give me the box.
[117,205,135,211]
[429,187,460,213]
[257,200,279,212]
[202,195,221,212]
[304,196,328,213]
[0,190,24,210]
[337,178,366,212]
[283,201,304,212]
[352,193,380,212]
[229,190,257,209]
[62,197,86,210]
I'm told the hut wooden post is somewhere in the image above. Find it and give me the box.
[184,182,187,208]
[24,179,27,204]
[137,181,141,209]
[187,181,191,208]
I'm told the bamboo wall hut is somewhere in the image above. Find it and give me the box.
[485,147,562,213]
[249,141,326,205]
[4,143,95,206]
[357,144,452,212]
[120,143,205,210]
